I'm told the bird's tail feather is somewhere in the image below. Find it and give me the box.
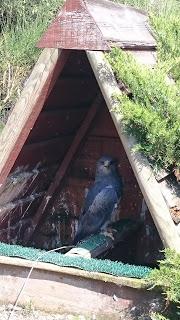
[73,232,83,245]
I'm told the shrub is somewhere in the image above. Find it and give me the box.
[148,249,180,320]
[106,0,180,172]
[106,48,180,170]
[112,0,180,81]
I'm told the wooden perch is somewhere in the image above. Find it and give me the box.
[27,93,103,242]
[87,50,180,253]
[66,219,140,258]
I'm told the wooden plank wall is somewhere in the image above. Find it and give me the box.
[35,102,162,264]
[0,50,162,265]
[0,51,98,246]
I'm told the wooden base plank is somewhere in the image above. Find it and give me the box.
[0,256,163,319]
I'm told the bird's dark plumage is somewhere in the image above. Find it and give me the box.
[74,155,123,244]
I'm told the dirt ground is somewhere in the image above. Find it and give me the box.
[0,305,92,320]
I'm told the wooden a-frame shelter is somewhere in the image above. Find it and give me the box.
[0,0,179,261]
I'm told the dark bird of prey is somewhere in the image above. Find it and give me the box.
[74,155,123,244]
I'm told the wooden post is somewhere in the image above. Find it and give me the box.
[0,49,70,186]
[27,94,103,242]
[86,50,180,253]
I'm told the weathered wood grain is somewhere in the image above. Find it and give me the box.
[0,192,44,215]
[87,50,180,252]
[0,49,69,186]
[0,256,163,319]
[0,255,147,289]
[130,49,157,66]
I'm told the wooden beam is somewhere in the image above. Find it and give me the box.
[0,49,70,186]
[0,257,160,318]
[86,50,180,253]
[0,255,147,289]
[119,43,156,50]
[27,94,103,242]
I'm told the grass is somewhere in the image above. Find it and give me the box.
[0,0,64,121]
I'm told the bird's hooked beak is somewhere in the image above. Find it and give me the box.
[104,160,110,168]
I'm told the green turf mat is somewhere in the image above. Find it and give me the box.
[0,241,151,279]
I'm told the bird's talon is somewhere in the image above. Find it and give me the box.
[101,230,115,241]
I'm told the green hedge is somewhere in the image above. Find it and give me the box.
[106,48,180,170]
[107,0,180,171]
[148,249,180,320]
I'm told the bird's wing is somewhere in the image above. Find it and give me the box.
[76,185,120,240]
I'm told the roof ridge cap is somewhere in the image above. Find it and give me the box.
[37,0,109,50]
